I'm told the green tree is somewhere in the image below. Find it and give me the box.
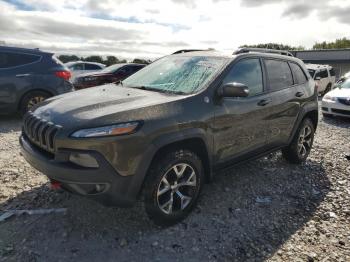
[132,58,151,64]
[240,43,305,51]
[83,55,104,64]
[57,55,80,63]
[313,38,350,49]
[104,56,119,66]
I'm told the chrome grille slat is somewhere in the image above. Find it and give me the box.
[22,112,61,153]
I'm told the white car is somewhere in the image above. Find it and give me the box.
[306,64,336,95]
[64,61,106,80]
[322,78,350,118]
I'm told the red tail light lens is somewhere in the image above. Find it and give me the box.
[55,70,71,81]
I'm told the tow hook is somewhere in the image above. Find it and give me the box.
[50,180,62,190]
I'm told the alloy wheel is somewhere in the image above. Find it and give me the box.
[298,125,313,158]
[27,96,45,110]
[156,163,197,215]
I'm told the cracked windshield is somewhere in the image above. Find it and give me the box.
[123,55,227,94]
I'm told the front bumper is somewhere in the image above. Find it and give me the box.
[322,100,350,117]
[20,135,137,207]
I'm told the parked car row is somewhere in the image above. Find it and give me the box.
[0,45,146,115]
[2,45,349,225]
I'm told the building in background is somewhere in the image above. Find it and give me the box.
[291,49,350,79]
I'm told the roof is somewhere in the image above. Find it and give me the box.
[0,45,52,55]
[171,49,302,63]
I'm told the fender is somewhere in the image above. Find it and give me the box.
[127,128,213,199]
[287,101,318,145]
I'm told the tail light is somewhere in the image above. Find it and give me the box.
[55,70,71,81]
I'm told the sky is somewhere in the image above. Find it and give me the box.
[0,0,350,60]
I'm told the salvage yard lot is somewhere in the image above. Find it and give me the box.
[0,110,349,262]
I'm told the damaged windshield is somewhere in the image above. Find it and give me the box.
[123,55,228,94]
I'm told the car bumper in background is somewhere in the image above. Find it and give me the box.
[322,100,350,117]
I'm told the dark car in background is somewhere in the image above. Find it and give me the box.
[0,46,73,115]
[73,63,145,90]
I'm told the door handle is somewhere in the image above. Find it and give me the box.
[295,91,304,97]
[257,99,270,106]
[16,74,31,77]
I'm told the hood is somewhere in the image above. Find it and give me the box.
[328,87,350,97]
[33,84,187,128]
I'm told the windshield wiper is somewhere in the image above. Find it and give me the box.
[126,85,187,95]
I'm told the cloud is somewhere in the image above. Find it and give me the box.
[240,0,281,7]
[240,0,350,25]
[1,0,350,59]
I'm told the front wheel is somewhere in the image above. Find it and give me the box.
[19,91,50,115]
[144,149,204,226]
[282,118,315,164]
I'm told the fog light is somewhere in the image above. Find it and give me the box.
[69,153,99,168]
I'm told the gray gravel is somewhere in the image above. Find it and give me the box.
[0,110,350,262]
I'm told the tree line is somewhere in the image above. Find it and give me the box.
[240,37,350,51]
[57,55,151,66]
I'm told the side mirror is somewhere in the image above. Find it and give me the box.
[218,82,249,98]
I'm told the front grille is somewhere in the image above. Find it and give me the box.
[331,108,350,116]
[23,112,61,153]
[338,98,350,106]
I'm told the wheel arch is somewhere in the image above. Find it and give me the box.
[287,105,318,145]
[17,88,54,111]
[147,137,212,183]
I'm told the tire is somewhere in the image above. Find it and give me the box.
[19,91,50,116]
[282,118,315,164]
[144,149,204,226]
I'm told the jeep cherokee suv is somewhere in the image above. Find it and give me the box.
[20,48,318,226]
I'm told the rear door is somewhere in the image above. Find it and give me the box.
[263,59,301,147]
[213,57,273,164]
[0,51,40,113]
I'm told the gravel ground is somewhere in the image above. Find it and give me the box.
[0,109,349,262]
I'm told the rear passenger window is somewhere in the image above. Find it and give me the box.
[290,63,307,85]
[265,59,293,91]
[85,64,101,70]
[319,69,328,78]
[223,58,263,96]
[329,68,335,77]
[70,63,84,71]
[0,52,41,69]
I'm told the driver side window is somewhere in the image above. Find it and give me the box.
[223,58,263,96]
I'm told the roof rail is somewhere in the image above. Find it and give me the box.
[172,48,215,54]
[233,48,294,57]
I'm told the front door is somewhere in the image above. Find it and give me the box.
[213,58,272,165]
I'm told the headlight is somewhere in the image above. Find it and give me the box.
[323,95,336,101]
[71,121,141,138]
